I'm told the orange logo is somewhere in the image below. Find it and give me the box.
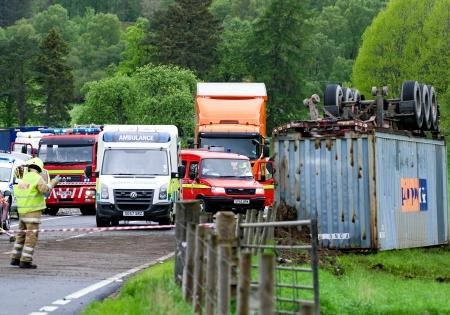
[401,178,427,212]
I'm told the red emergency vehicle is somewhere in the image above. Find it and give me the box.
[180,149,266,213]
[38,127,100,215]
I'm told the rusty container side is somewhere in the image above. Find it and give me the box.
[274,132,374,249]
[274,130,448,250]
[375,132,448,250]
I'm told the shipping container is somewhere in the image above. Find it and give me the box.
[274,129,448,250]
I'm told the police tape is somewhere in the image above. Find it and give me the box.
[0,223,215,235]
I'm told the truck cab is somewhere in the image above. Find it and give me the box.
[95,125,180,227]
[180,149,266,213]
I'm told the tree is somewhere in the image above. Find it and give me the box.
[0,0,33,27]
[247,0,311,129]
[32,4,77,43]
[148,0,221,78]
[0,21,39,125]
[37,28,74,126]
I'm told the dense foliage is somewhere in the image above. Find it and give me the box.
[4,0,447,140]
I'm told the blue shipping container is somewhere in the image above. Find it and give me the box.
[274,131,448,250]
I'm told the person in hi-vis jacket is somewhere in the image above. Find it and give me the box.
[10,158,60,269]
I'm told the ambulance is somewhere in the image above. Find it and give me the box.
[92,125,180,227]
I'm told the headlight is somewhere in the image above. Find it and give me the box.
[211,187,225,193]
[256,188,264,194]
[159,185,168,200]
[85,189,96,198]
[100,184,109,199]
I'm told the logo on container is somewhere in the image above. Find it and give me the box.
[401,178,427,212]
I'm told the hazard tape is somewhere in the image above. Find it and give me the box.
[1,223,214,235]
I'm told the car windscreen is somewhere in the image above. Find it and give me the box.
[38,145,93,163]
[199,138,258,159]
[200,158,253,179]
[102,149,169,176]
[0,166,11,182]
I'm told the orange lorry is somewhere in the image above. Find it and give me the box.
[194,83,274,206]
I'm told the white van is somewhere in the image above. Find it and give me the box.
[93,125,181,227]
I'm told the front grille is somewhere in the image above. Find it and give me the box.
[113,189,154,211]
[225,188,256,195]
[52,175,83,182]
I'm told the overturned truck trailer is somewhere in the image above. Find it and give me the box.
[274,82,448,251]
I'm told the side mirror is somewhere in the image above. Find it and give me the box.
[94,171,99,178]
[84,165,93,178]
[3,190,11,197]
[178,165,186,178]
[263,145,270,158]
[187,139,194,149]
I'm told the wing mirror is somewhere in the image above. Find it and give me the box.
[84,165,93,178]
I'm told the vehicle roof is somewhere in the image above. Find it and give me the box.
[181,149,249,160]
[0,152,32,161]
[40,134,97,145]
[197,83,267,99]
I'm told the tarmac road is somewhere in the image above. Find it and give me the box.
[0,209,175,315]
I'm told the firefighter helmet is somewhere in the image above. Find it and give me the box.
[26,158,44,173]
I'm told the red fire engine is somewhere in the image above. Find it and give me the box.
[37,127,100,215]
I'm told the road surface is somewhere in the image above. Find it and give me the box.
[0,209,175,315]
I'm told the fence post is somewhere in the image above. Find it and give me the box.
[237,251,252,315]
[175,200,201,285]
[245,209,258,245]
[311,217,320,315]
[216,211,236,315]
[205,233,218,315]
[252,210,264,254]
[183,223,196,302]
[259,253,275,315]
[193,225,207,314]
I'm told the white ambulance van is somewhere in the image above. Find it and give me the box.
[93,125,180,227]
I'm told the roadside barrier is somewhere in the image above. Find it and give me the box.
[0,223,214,236]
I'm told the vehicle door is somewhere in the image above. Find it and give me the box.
[181,158,199,200]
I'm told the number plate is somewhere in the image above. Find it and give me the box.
[123,211,144,216]
[234,199,250,205]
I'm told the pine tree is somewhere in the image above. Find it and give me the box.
[37,28,74,126]
[148,0,221,78]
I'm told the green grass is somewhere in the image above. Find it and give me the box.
[82,247,450,315]
[82,259,194,315]
[320,245,450,315]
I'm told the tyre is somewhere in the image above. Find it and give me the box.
[401,80,422,129]
[342,87,353,102]
[46,207,59,216]
[80,206,95,215]
[324,84,343,117]
[427,85,438,131]
[419,84,431,130]
[111,219,119,226]
[96,214,110,227]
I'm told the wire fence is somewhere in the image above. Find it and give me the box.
[174,201,320,315]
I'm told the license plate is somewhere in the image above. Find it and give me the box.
[57,191,71,198]
[123,211,144,216]
[234,199,250,204]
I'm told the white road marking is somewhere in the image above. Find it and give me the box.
[65,252,174,299]
[40,306,58,312]
[31,252,175,315]
[2,251,13,255]
[55,231,98,242]
[52,299,71,306]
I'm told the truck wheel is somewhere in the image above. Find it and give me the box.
[419,84,431,130]
[427,85,438,131]
[324,84,343,117]
[96,215,110,227]
[46,207,59,216]
[401,80,422,129]
[80,207,95,215]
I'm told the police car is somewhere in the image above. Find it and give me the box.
[0,154,31,229]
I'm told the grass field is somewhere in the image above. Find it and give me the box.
[83,245,450,315]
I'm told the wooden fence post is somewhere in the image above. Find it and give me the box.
[252,210,264,254]
[259,253,275,315]
[193,225,207,314]
[183,223,197,302]
[216,211,236,315]
[237,251,252,315]
[205,233,218,315]
[245,209,258,245]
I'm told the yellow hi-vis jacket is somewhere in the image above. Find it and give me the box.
[13,171,46,214]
